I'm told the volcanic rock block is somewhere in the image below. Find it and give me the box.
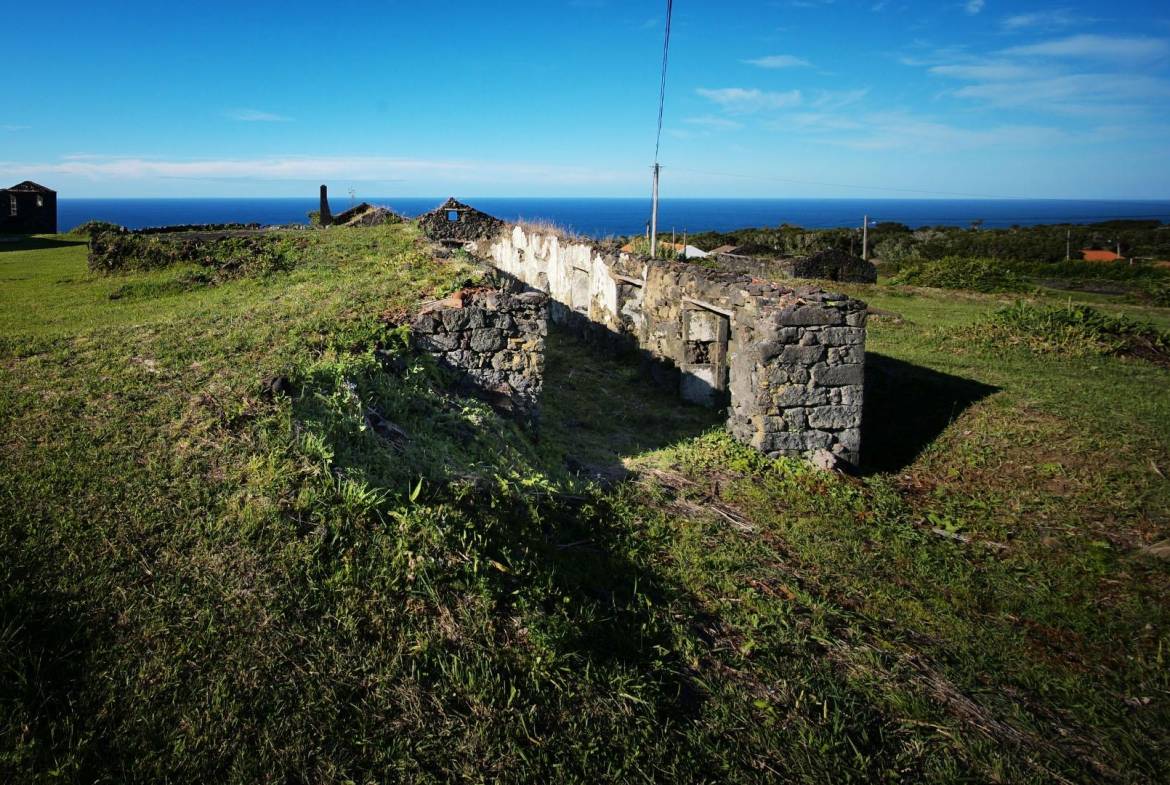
[411,287,548,428]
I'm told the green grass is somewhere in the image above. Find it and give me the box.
[2,232,1169,783]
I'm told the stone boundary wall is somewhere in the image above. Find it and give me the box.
[411,288,549,428]
[481,225,867,466]
[87,229,296,274]
[716,248,877,284]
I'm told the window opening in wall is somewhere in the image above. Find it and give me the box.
[447,210,460,222]
[9,196,16,216]
[36,195,44,208]
[680,305,731,408]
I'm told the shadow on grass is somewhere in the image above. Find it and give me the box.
[0,236,87,254]
[861,352,999,475]
[540,328,725,481]
[0,550,110,779]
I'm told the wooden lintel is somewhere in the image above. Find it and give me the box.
[609,272,645,287]
[683,297,734,319]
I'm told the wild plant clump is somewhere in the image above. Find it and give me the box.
[68,219,125,238]
[87,230,306,279]
[980,301,1170,364]
[623,235,682,261]
[888,256,1028,293]
[1145,279,1170,307]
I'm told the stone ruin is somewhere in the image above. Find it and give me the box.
[715,247,878,284]
[411,287,548,428]
[418,198,505,245]
[331,202,402,227]
[417,199,869,468]
[82,193,870,467]
[317,185,402,227]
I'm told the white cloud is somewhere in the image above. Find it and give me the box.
[696,87,803,113]
[930,62,1045,80]
[811,88,870,109]
[684,115,744,130]
[0,155,631,187]
[965,0,985,15]
[776,113,864,132]
[778,109,1067,151]
[2,124,30,132]
[1002,34,1170,62]
[1001,9,1088,31]
[917,33,1170,116]
[226,108,293,123]
[743,54,812,69]
[951,73,1170,112]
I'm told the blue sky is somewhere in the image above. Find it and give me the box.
[3,1,1169,199]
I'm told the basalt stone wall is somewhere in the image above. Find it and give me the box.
[727,292,866,465]
[483,223,868,466]
[87,229,297,275]
[411,288,548,427]
[715,248,877,284]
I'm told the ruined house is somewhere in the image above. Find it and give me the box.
[331,202,403,227]
[714,247,877,284]
[418,198,504,245]
[419,199,869,468]
[1,181,57,234]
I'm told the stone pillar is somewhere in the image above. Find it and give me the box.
[319,185,332,226]
[727,292,867,469]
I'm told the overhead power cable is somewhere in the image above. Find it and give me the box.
[649,0,674,257]
[654,0,674,164]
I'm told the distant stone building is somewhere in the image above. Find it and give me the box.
[1,181,57,234]
[418,198,505,244]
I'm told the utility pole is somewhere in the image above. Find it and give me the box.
[862,214,869,261]
[1066,229,1071,262]
[650,163,661,258]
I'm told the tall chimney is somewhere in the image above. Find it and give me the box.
[319,185,332,226]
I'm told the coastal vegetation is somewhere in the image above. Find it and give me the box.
[689,219,1170,264]
[2,224,1168,783]
[689,220,1170,306]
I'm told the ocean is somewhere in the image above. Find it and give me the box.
[57,197,1170,238]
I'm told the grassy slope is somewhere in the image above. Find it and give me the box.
[1,232,1168,783]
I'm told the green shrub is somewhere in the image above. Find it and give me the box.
[625,236,682,261]
[1146,279,1170,307]
[981,301,1170,361]
[87,231,305,279]
[68,219,125,238]
[888,256,1028,293]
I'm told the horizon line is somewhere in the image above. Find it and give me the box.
[53,195,1170,202]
